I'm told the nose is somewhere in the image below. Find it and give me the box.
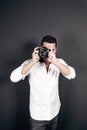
[50,49,53,52]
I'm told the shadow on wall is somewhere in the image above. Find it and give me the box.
[0,41,37,85]
[58,31,87,130]
[57,32,77,130]
[0,41,37,130]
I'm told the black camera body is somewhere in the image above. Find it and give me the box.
[37,47,51,62]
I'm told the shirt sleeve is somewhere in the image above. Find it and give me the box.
[10,60,31,83]
[58,58,76,80]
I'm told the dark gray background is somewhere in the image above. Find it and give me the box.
[0,0,87,130]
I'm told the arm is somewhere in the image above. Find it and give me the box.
[52,59,71,76]
[10,47,40,83]
[48,52,76,79]
[21,47,39,75]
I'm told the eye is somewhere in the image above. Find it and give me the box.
[52,49,55,52]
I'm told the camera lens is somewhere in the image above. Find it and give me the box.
[38,47,50,62]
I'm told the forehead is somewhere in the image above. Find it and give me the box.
[42,42,56,49]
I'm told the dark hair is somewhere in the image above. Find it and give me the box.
[41,35,57,47]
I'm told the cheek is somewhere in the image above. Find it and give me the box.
[54,50,57,53]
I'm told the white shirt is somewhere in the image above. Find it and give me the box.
[10,58,76,121]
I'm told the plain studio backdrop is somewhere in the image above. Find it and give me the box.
[0,0,87,130]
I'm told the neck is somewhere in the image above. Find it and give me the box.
[45,61,50,72]
[45,60,50,65]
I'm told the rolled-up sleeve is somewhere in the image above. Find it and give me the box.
[58,58,76,80]
[10,66,24,83]
[64,65,76,80]
[10,60,31,83]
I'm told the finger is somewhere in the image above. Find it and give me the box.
[33,50,39,55]
[34,47,39,51]
[35,54,39,57]
[34,47,40,54]
[36,55,40,60]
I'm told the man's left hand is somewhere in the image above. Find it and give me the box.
[48,52,56,63]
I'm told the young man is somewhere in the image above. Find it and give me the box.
[10,35,76,130]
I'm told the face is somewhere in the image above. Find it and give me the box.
[41,42,57,63]
[42,42,57,54]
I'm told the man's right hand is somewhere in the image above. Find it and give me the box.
[21,47,40,76]
[32,47,40,63]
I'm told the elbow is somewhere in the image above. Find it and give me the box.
[71,70,76,79]
[69,67,76,80]
[69,72,76,80]
[65,66,76,80]
[10,71,23,83]
[10,66,24,83]
[10,73,18,83]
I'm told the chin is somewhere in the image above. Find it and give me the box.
[45,59,50,63]
[44,58,48,62]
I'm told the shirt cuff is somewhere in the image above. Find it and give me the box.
[10,66,23,82]
[64,66,76,80]
[10,65,27,83]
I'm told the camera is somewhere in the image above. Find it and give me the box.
[37,47,51,62]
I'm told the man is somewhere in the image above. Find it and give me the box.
[10,35,76,130]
